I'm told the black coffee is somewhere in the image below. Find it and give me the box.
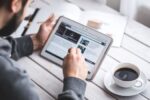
[114,68,138,81]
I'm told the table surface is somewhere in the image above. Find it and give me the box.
[17,0,150,100]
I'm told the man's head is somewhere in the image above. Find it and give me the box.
[0,0,30,36]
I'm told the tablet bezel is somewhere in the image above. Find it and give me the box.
[41,16,113,80]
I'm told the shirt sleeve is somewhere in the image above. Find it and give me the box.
[58,77,86,100]
[5,36,33,60]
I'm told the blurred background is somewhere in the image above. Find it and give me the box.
[68,0,150,28]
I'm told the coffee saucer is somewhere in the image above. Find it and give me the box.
[104,72,148,96]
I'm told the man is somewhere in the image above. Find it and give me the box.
[0,0,88,100]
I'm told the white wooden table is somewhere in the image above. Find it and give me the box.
[17,0,150,100]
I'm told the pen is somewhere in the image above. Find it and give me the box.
[37,21,44,24]
[41,0,51,6]
[22,8,40,36]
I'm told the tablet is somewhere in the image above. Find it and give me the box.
[41,16,113,80]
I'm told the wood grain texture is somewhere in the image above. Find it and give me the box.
[17,57,63,99]
[29,52,116,100]
[122,35,150,63]
[34,83,55,100]
[29,52,150,100]
[125,20,150,47]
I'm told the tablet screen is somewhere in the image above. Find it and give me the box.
[45,22,107,71]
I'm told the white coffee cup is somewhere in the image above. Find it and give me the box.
[112,63,142,88]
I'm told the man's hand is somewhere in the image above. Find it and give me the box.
[31,14,55,50]
[63,48,88,80]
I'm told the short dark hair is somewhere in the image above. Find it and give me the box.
[0,0,27,9]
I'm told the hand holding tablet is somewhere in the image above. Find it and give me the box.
[41,16,113,80]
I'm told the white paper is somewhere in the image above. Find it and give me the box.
[78,11,128,47]
[25,2,82,35]
[15,1,127,47]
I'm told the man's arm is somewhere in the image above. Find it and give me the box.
[58,77,86,100]
[0,38,39,100]
[6,36,34,60]
[58,48,88,100]
[5,14,55,60]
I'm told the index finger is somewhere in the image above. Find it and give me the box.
[68,48,76,54]
[46,14,55,23]
[76,48,81,55]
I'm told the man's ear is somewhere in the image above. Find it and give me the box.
[10,0,22,13]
